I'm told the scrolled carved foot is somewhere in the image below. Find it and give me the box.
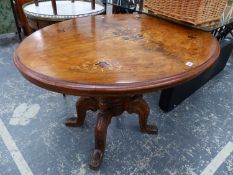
[89,149,104,170]
[65,97,98,128]
[65,117,83,127]
[141,124,158,134]
[125,95,158,135]
[89,110,112,170]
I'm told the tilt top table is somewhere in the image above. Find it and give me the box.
[14,14,220,169]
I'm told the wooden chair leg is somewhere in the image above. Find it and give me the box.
[34,0,39,6]
[51,0,57,15]
[92,0,95,10]
[10,0,22,41]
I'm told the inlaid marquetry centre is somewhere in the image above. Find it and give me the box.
[69,60,123,72]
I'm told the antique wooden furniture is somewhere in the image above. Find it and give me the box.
[10,0,22,40]
[23,0,104,30]
[13,14,220,169]
[14,0,33,35]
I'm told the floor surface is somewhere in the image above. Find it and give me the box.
[0,37,233,175]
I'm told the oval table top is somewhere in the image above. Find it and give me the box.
[14,14,220,96]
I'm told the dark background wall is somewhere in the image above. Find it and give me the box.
[0,0,16,34]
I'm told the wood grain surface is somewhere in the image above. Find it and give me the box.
[14,14,220,96]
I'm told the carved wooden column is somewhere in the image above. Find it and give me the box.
[65,95,158,170]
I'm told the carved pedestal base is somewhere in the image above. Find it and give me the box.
[65,95,158,170]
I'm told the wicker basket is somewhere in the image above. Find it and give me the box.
[144,0,228,25]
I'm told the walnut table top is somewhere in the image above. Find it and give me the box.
[14,14,220,96]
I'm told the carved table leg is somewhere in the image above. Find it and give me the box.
[125,95,158,134]
[65,97,98,127]
[65,95,158,170]
[89,111,112,170]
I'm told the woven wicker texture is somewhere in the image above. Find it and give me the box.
[144,0,228,25]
